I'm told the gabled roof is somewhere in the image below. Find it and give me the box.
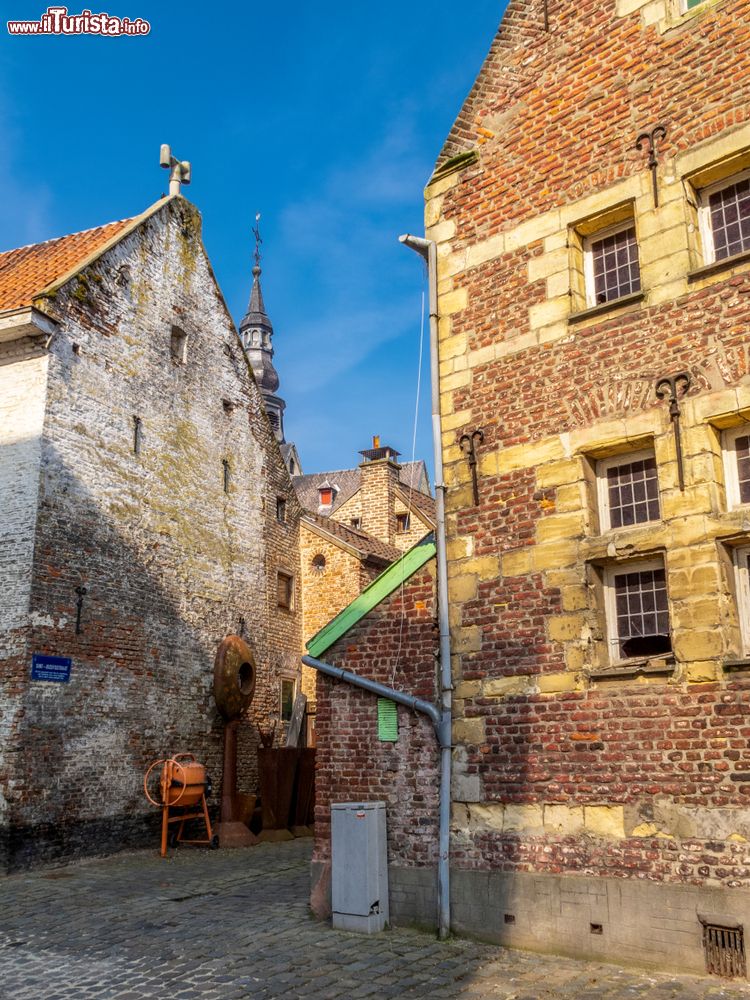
[395,484,436,527]
[306,533,436,658]
[0,197,175,314]
[0,219,133,312]
[293,460,431,516]
[302,512,400,566]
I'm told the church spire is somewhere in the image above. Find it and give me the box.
[238,216,303,476]
[240,214,283,434]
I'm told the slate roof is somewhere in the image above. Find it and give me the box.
[0,218,134,312]
[302,512,401,565]
[293,460,432,518]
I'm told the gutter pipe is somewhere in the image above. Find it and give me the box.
[301,655,450,748]
[399,232,452,941]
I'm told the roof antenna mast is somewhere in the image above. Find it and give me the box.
[159,144,191,196]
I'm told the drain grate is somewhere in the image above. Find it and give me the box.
[702,921,746,979]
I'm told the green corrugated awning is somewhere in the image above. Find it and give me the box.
[305,533,436,658]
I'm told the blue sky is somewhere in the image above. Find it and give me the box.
[2,1,502,476]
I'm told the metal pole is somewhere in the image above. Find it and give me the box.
[399,233,453,940]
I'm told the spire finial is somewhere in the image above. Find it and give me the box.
[252,212,262,271]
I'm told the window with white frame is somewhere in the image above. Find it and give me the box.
[584,222,641,307]
[604,559,671,662]
[698,172,750,264]
[734,546,750,652]
[597,450,660,531]
[722,426,750,509]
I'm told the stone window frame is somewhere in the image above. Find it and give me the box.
[568,200,643,318]
[602,556,672,665]
[732,545,750,655]
[582,220,642,309]
[722,424,750,510]
[596,448,661,532]
[696,169,750,267]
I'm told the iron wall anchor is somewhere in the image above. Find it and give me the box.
[656,371,691,492]
[74,585,87,635]
[636,124,667,208]
[459,429,485,506]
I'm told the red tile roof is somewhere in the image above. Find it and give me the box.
[0,218,133,312]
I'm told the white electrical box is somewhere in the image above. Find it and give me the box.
[331,801,389,933]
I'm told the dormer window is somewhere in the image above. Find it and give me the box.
[319,484,336,507]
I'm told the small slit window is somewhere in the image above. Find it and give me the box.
[396,513,411,533]
[311,554,326,574]
[170,326,188,364]
[276,497,287,524]
[597,450,660,531]
[280,678,296,723]
[584,222,641,307]
[604,559,671,662]
[277,571,294,610]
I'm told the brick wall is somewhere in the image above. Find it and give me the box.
[419,0,750,966]
[0,197,301,869]
[299,523,380,704]
[312,563,440,875]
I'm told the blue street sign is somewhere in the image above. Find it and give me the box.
[31,654,72,683]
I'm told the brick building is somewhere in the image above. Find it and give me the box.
[294,441,435,710]
[0,194,301,870]
[311,0,750,976]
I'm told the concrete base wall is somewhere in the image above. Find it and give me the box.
[311,860,750,976]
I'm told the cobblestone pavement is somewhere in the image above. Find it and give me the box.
[1,839,749,999]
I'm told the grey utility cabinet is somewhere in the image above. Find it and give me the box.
[331,801,389,933]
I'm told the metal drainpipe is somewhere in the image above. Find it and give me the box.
[399,233,451,940]
[301,654,452,934]
[301,656,449,744]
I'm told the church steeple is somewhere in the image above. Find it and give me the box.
[239,216,303,476]
[239,216,285,440]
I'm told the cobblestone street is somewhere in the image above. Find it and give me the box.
[0,839,748,999]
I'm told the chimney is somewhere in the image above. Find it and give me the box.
[358,437,401,545]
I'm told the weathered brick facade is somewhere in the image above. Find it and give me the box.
[433,0,750,972]
[311,562,440,914]
[0,196,301,870]
[312,0,750,975]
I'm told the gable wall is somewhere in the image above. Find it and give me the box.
[1,199,301,868]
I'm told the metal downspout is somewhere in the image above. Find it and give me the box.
[301,656,449,745]
[399,233,452,940]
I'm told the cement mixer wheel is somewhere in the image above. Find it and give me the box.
[210,834,219,850]
[168,830,179,849]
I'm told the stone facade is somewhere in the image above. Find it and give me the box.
[311,0,750,976]
[429,0,750,973]
[0,196,301,870]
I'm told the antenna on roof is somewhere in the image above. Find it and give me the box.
[159,144,191,196]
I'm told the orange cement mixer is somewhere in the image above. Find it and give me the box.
[144,754,218,857]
